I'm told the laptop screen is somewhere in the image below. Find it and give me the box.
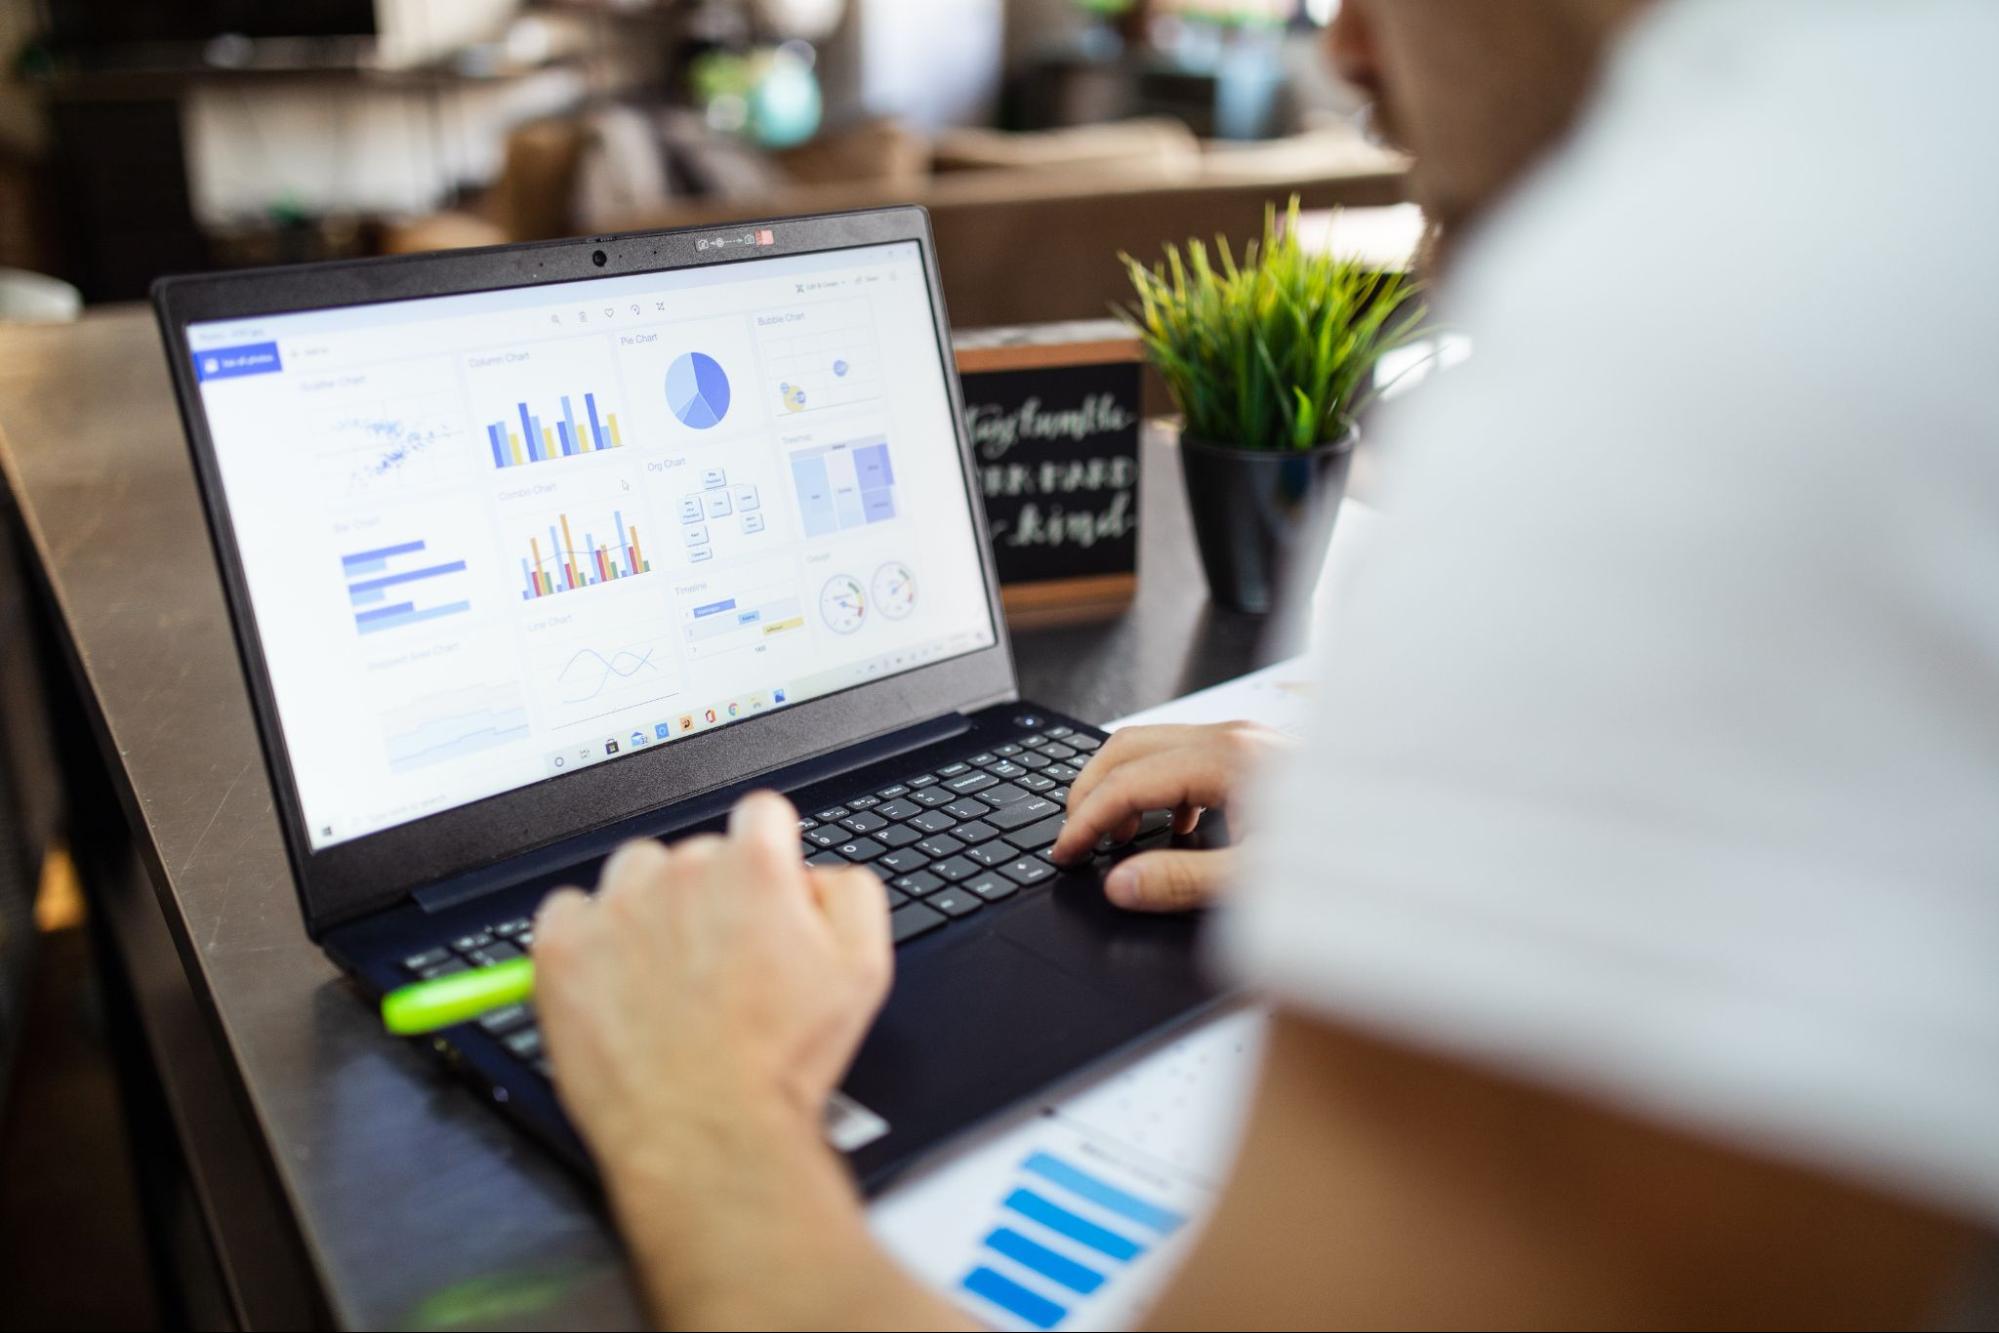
[185,240,997,850]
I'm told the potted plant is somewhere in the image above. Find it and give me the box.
[1119,197,1426,612]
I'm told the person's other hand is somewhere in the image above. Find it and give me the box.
[532,791,891,1168]
[1049,721,1291,912]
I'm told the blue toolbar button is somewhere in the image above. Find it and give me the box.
[193,341,283,382]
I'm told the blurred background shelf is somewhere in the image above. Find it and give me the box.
[0,0,1405,306]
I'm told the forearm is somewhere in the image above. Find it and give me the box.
[1145,1013,1980,1329]
[602,1100,972,1331]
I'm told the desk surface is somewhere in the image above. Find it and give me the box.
[0,308,1289,1329]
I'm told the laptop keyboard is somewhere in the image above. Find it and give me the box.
[396,725,1105,1078]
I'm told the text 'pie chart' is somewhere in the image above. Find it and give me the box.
[665,352,731,430]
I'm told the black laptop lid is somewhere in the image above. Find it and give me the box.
[154,210,1014,933]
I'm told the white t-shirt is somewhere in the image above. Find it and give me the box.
[1218,0,1999,1225]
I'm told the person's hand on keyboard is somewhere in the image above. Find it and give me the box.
[1048,721,1291,912]
[532,791,891,1176]
[530,793,965,1328]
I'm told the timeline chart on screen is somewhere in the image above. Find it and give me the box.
[790,436,897,538]
[683,592,806,657]
[518,508,651,600]
[488,389,624,468]
[341,538,472,634]
[379,683,531,774]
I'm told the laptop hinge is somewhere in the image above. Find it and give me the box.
[410,711,974,917]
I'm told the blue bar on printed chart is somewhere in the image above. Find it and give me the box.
[1002,1190,1142,1261]
[984,1228,1105,1294]
[963,1267,1066,1331]
[957,1151,1187,1330]
[1022,1153,1185,1233]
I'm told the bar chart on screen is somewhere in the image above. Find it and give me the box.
[486,387,626,468]
[515,507,653,600]
[341,538,473,636]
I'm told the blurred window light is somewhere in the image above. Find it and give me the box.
[1305,0,1340,25]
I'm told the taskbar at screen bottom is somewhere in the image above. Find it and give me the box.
[540,628,994,777]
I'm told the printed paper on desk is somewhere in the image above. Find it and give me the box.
[869,1008,1265,1331]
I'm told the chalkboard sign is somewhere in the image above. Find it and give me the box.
[955,322,1143,625]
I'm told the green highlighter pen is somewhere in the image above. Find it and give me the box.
[382,958,535,1036]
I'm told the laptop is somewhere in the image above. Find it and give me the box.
[152,208,1223,1189]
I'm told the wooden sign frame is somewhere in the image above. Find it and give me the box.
[955,321,1144,627]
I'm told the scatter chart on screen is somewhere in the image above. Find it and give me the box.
[299,356,468,499]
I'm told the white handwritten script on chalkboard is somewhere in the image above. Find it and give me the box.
[961,370,1141,582]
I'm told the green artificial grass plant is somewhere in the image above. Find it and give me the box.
[1119,197,1428,452]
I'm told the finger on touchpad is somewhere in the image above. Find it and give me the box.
[1095,809,1175,853]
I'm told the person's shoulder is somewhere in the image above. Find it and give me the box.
[1423,0,1999,478]
[1469,4,1988,286]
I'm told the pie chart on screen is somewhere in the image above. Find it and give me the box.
[665,352,731,430]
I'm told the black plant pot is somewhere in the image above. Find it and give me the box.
[1178,423,1356,614]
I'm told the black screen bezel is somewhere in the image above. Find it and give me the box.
[154,208,1016,935]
